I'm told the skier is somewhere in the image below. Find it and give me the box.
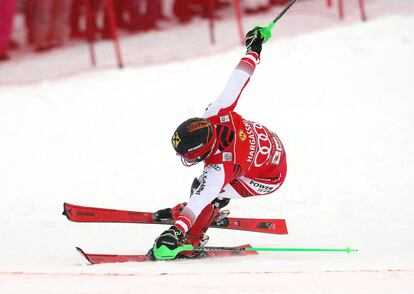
[149,28,287,260]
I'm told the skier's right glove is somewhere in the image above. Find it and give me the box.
[245,28,264,55]
[152,225,184,260]
[153,202,187,222]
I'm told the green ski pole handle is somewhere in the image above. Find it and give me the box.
[251,23,274,43]
[252,0,298,43]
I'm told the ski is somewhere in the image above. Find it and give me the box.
[63,202,288,235]
[76,244,258,264]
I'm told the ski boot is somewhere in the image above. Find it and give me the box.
[148,203,227,260]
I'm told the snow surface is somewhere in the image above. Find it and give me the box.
[1,14,414,294]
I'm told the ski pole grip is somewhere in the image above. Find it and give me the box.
[253,23,274,43]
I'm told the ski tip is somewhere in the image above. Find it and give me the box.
[62,203,71,220]
[76,247,94,264]
[62,202,67,215]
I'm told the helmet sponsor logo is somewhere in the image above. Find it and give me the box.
[188,143,204,152]
[172,132,181,148]
[187,121,210,133]
[238,130,247,142]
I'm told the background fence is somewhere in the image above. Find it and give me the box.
[0,0,413,85]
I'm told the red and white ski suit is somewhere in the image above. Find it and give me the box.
[175,52,287,234]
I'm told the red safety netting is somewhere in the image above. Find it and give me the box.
[0,0,413,85]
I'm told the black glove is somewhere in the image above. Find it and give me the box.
[154,225,184,251]
[153,208,173,222]
[153,203,187,222]
[245,28,264,55]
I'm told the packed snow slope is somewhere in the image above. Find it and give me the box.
[0,16,413,294]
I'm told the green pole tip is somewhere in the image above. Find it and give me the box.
[345,247,358,254]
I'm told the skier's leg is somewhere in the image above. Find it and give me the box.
[191,176,230,207]
[153,174,232,250]
[184,203,219,246]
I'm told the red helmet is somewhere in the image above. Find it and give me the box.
[171,118,217,166]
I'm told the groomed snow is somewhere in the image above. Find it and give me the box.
[0,15,413,294]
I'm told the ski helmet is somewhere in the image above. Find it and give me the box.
[171,118,217,166]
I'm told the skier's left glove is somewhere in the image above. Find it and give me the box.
[152,225,184,260]
[245,28,264,55]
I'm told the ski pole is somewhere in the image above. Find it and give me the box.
[197,246,358,254]
[155,244,358,260]
[271,0,298,27]
[254,0,298,43]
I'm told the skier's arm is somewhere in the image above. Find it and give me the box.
[203,29,264,118]
[202,52,260,118]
